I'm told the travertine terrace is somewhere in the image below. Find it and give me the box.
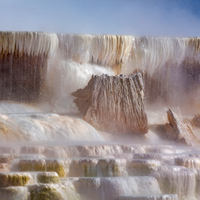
[0,32,200,199]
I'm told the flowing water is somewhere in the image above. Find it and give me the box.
[0,32,200,200]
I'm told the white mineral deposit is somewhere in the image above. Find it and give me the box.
[0,28,200,200]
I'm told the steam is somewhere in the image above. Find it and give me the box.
[1,32,200,113]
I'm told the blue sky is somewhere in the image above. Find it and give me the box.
[0,0,200,36]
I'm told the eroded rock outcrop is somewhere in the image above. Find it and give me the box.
[72,73,148,134]
[165,109,200,146]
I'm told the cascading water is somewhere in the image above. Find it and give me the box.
[0,31,200,200]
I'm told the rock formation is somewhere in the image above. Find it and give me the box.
[72,73,148,134]
[165,109,200,146]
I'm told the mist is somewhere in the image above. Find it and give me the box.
[0,0,200,37]
[0,2,200,200]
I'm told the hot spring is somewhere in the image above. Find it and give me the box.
[0,31,200,200]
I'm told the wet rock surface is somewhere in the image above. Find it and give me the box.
[0,172,32,187]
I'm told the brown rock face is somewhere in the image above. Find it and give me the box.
[0,52,47,102]
[0,31,56,102]
[165,109,200,146]
[72,73,148,134]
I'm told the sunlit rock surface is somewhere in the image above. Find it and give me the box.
[72,73,148,134]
